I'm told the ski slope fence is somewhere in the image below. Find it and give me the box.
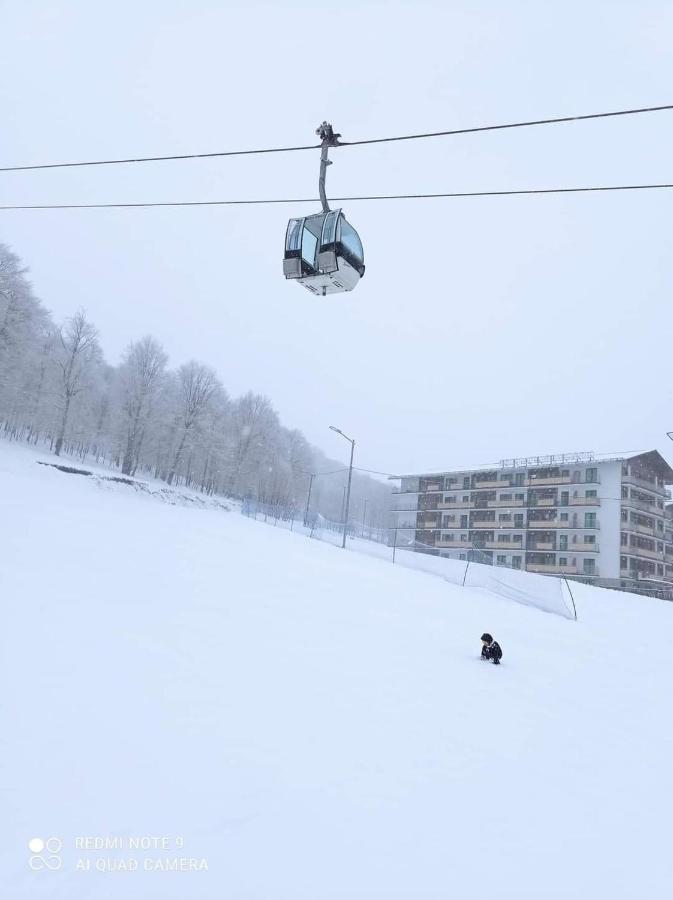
[241,500,577,620]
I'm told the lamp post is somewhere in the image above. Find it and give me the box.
[304,473,315,527]
[329,425,355,549]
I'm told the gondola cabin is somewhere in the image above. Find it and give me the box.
[283,209,365,295]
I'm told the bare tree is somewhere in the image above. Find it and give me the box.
[118,336,168,475]
[53,311,100,456]
[166,361,220,485]
[227,392,280,497]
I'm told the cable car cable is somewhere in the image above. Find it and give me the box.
[2,182,673,210]
[339,103,673,148]
[1,103,672,173]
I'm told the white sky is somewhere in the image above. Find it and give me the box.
[1,0,672,475]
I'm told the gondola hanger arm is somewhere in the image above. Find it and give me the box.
[316,121,342,213]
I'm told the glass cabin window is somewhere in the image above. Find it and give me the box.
[286,219,303,252]
[339,219,364,262]
[321,210,339,246]
[301,228,318,268]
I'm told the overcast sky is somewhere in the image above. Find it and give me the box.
[1,0,672,476]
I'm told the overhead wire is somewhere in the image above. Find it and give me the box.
[1,103,672,173]
[1,182,673,211]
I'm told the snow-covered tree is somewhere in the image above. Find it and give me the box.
[53,311,101,456]
[117,336,168,475]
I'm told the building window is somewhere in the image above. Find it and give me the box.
[560,513,569,521]
[462,495,469,502]
[498,513,511,521]
[463,477,470,489]
[497,555,507,565]
[514,514,524,527]
[586,490,597,499]
[657,564,664,575]
[621,532,628,546]
[586,468,598,483]
[461,534,467,541]
[559,557,568,566]
[621,509,628,522]
[500,493,512,501]
[585,513,597,528]
[512,557,522,569]
[583,558,596,574]
[620,556,627,569]
[559,535,568,550]
[584,534,596,544]
[498,534,510,543]
[515,492,524,501]
[459,554,466,561]
[513,534,522,542]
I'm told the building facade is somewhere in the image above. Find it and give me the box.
[392,450,673,590]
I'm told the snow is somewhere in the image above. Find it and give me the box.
[1,439,672,898]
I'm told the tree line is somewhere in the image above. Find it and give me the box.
[0,241,392,528]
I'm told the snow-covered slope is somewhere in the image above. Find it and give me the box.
[1,440,671,899]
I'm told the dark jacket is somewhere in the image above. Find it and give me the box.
[481,640,502,664]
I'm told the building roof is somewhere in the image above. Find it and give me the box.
[625,450,673,482]
[393,449,673,483]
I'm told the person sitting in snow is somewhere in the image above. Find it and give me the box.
[480,633,502,665]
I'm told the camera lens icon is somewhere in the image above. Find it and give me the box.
[28,837,62,871]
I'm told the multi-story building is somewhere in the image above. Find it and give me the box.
[392,450,673,591]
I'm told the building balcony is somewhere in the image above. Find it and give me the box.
[623,522,656,537]
[437,501,470,509]
[569,496,601,506]
[528,541,555,551]
[620,567,669,583]
[484,541,524,550]
[528,519,568,529]
[622,497,662,514]
[421,484,443,493]
[528,498,557,507]
[471,479,506,489]
[621,474,666,495]
[525,476,571,487]
[623,546,662,560]
[527,563,579,575]
[489,499,525,508]
[436,540,472,549]
[469,521,499,529]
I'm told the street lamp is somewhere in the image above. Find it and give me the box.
[329,425,355,549]
[303,473,315,527]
